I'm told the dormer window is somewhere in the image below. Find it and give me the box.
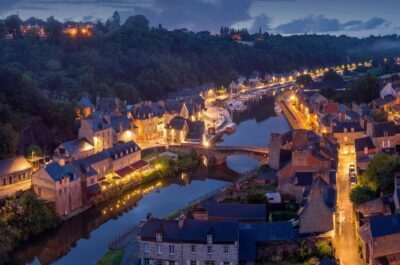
[156,232,163,242]
[207,234,213,244]
[384,131,388,137]
[344,128,348,133]
[126,150,128,155]
[120,152,123,157]
[351,127,354,132]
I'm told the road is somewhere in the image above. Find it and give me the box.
[280,100,312,130]
[334,147,365,265]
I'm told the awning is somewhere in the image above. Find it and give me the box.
[115,160,149,178]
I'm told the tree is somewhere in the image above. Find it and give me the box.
[322,69,343,82]
[113,82,140,103]
[26,144,43,157]
[45,16,63,42]
[350,73,380,103]
[315,239,333,257]
[350,185,377,205]
[124,15,150,30]
[296,74,313,88]
[4,15,22,38]
[110,11,121,28]
[372,110,388,122]
[0,21,6,38]
[363,153,400,194]
[0,124,19,159]
[320,86,336,99]
[246,189,266,204]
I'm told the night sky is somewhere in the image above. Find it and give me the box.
[1,0,399,36]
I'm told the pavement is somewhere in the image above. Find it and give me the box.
[334,147,365,265]
[280,100,312,130]
[0,180,31,198]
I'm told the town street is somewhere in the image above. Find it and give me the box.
[334,147,364,265]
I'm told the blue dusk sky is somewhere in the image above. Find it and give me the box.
[0,0,399,37]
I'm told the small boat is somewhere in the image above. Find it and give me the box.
[274,102,282,114]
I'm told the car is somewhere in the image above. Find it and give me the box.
[350,176,357,187]
[349,164,355,171]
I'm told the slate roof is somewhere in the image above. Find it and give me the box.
[373,121,400,137]
[110,115,133,133]
[239,229,257,261]
[202,203,267,220]
[139,218,238,243]
[59,138,94,154]
[355,137,376,152]
[369,214,400,238]
[43,161,77,181]
[131,102,166,119]
[0,156,32,176]
[309,93,326,103]
[373,94,396,107]
[165,100,184,114]
[108,141,140,160]
[77,96,95,108]
[187,120,205,141]
[333,121,364,133]
[239,222,298,241]
[84,115,111,132]
[166,116,187,130]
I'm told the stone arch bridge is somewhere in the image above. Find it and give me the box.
[168,144,269,166]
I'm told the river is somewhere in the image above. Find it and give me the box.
[12,95,289,265]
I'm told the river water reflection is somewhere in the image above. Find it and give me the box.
[13,95,288,265]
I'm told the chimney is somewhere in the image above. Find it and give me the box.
[59,159,65,166]
[119,121,123,132]
[146,212,153,220]
[178,213,186,229]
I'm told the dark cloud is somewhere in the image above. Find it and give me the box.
[0,0,24,15]
[249,14,272,33]
[134,0,253,32]
[275,15,388,34]
[275,15,341,34]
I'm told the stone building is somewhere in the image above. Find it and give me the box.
[32,161,83,216]
[0,156,33,187]
[191,203,267,222]
[138,216,239,265]
[358,214,400,265]
[165,116,205,144]
[79,113,114,153]
[75,96,95,119]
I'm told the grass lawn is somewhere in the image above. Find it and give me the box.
[97,249,124,265]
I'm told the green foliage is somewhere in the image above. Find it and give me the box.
[372,110,388,122]
[96,249,124,265]
[303,257,320,265]
[322,69,343,82]
[315,239,333,257]
[296,74,313,88]
[25,144,43,157]
[246,189,266,204]
[364,153,400,194]
[0,123,19,160]
[350,185,377,205]
[0,191,59,258]
[350,73,381,103]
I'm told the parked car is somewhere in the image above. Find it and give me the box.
[266,192,282,204]
[349,171,357,187]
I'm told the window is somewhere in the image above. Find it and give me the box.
[156,261,163,265]
[169,245,175,255]
[157,244,162,254]
[207,234,213,244]
[144,259,150,265]
[191,245,196,253]
[223,262,230,265]
[207,245,212,254]
[224,246,229,254]
[190,261,197,265]
[156,232,163,242]
[143,243,149,253]
[205,261,214,265]
[38,187,41,196]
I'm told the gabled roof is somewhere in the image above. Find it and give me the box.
[333,121,364,133]
[166,116,188,130]
[110,114,133,133]
[355,137,376,152]
[43,161,77,181]
[373,94,396,107]
[369,214,400,238]
[59,138,94,154]
[139,219,238,243]
[187,120,205,141]
[0,156,32,176]
[373,121,400,137]
[77,96,95,108]
[202,202,267,220]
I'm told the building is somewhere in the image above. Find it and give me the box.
[332,121,365,147]
[54,138,95,162]
[76,96,95,118]
[358,214,400,265]
[32,161,83,216]
[367,121,400,152]
[355,136,377,171]
[138,216,239,265]
[0,156,33,187]
[165,116,205,144]
[192,202,267,222]
[78,113,114,153]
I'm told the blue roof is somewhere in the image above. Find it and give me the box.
[239,222,298,241]
[296,172,313,186]
[239,229,257,261]
[202,203,267,220]
[60,138,93,154]
[77,96,95,108]
[44,162,77,181]
[370,214,400,238]
[139,219,238,243]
